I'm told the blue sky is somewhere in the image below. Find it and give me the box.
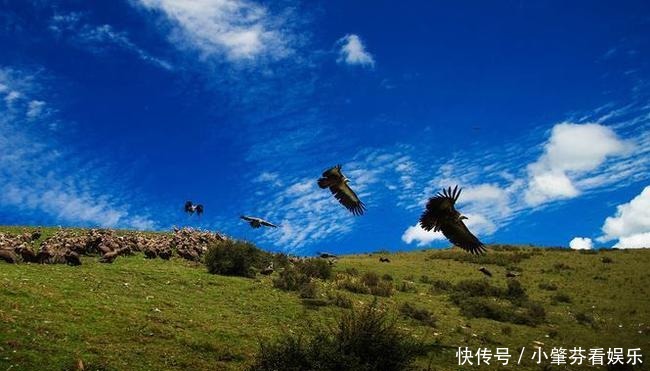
[1,1,650,255]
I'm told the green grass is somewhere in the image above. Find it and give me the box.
[1,227,650,370]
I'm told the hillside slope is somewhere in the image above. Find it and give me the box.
[1,227,649,370]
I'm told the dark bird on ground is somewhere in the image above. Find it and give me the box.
[479,266,492,277]
[184,201,204,216]
[240,215,278,229]
[16,246,38,263]
[379,257,391,263]
[144,248,157,259]
[318,252,337,259]
[158,249,172,260]
[318,165,365,216]
[31,229,42,241]
[506,271,520,278]
[0,249,18,264]
[65,251,82,266]
[419,185,487,255]
[99,250,119,264]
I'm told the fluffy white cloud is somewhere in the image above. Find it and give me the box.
[569,237,593,250]
[337,34,375,67]
[134,0,291,61]
[0,67,156,230]
[525,123,632,205]
[599,186,650,248]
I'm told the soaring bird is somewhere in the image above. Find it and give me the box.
[318,165,365,216]
[184,201,204,216]
[419,185,487,254]
[240,215,278,229]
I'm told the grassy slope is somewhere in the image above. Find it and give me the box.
[1,227,649,370]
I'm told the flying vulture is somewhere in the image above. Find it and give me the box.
[419,185,487,254]
[184,201,204,216]
[318,165,365,216]
[240,215,278,229]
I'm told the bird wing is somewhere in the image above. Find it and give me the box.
[419,185,461,232]
[321,164,343,178]
[259,219,278,228]
[195,204,204,215]
[184,201,194,213]
[330,180,365,216]
[439,218,486,255]
[240,216,253,222]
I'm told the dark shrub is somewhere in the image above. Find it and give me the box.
[501,326,512,335]
[454,279,503,297]
[381,273,393,281]
[400,302,436,327]
[204,240,262,278]
[419,275,432,284]
[552,262,572,271]
[601,256,613,264]
[505,280,528,302]
[429,279,453,294]
[576,312,596,327]
[250,302,421,371]
[360,272,381,287]
[298,258,332,280]
[337,277,371,295]
[299,281,319,299]
[397,281,417,293]
[538,282,558,291]
[328,291,353,309]
[370,281,393,297]
[550,292,572,304]
[273,266,311,291]
[344,267,359,276]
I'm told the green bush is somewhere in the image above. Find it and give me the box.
[204,240,263,278]
[454,279,503,297]
[328,291,353,309]
[397,281,417,293]
[419,275,432,284]
[337,277,371,295]
[399,302,436,327]
[429,279,453,294]
[273,266,311,291]
[576,311,596,327]
[505,280,528,302]
[370,281,393,297]
[601,256,613,264]
[550,292,572,304]
[381,273,393,281]
[298,258,332,280]
[538,282,558,291]
[299,281,319,299]
[344,267,359,276]
[360,272,381,287]
[249,302,421,371]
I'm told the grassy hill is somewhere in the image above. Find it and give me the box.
[1,226,649,370]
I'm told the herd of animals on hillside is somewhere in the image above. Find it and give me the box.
[0,164,487,269]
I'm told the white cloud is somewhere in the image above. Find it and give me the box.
[612,233,650,249]
[49,13,172,70]
[0,67,157,230]
[26,100,46,118]
[401,224,445,246]
[599,185,650,248]
[524,123,632,205]
[133,0,292,61]
[569,237,593,250]
[337,34,375,67]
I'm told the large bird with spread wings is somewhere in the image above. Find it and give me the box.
[318,165,365,216]
[240,215,278,229]
[184,201,204,216]
[419,185,486,254]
